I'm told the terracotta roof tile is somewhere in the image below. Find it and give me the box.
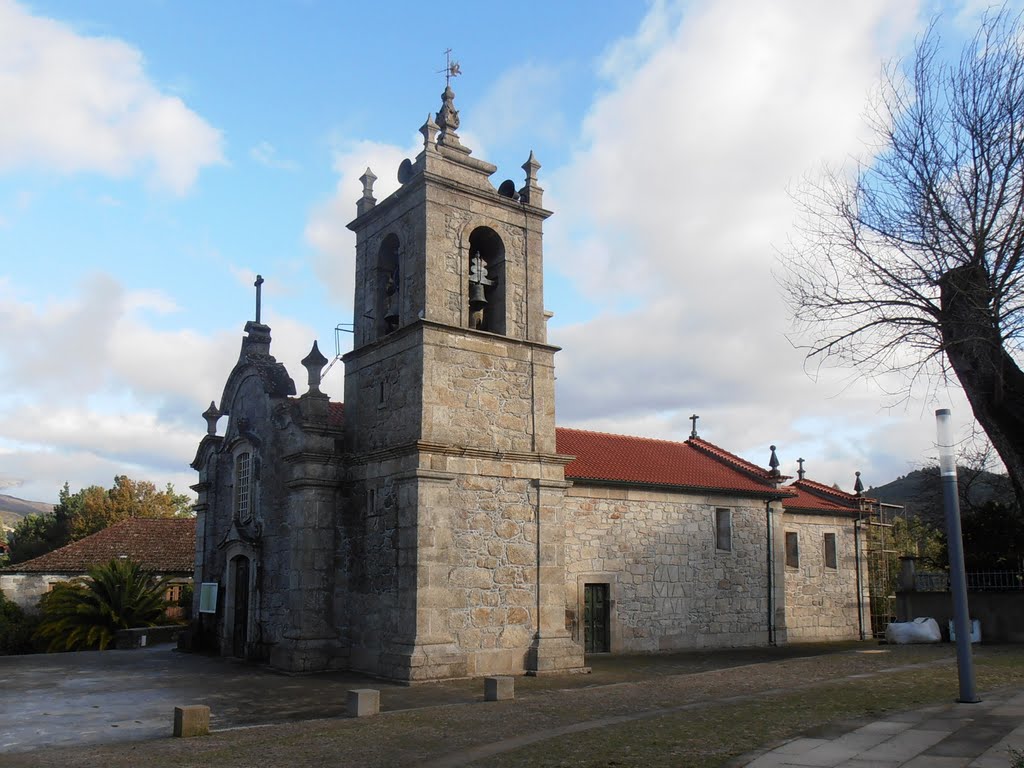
[783,479,864,514]
[327,401,345,428]
[556,428,793,497]
[1,518,195,574]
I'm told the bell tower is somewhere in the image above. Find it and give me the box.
[341,83,586,680]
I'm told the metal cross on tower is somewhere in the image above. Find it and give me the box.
[254,274,264,324]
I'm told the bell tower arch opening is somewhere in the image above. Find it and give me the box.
[467,226,505,334]
[376,234,401,338]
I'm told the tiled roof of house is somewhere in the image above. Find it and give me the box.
[783,479,865,514]
[1,518,196,574]
[327,401,345,428]
[556,428,793,497]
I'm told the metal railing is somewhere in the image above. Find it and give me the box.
[915,570,1024,592]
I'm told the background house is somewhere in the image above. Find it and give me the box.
[0,517,195,612]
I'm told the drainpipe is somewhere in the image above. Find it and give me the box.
[766,499,776,645]
[854,517,865,640]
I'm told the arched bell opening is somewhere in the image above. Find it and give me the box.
[376,234,401,338]
[467,226,505,334]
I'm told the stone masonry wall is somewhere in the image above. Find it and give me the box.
[781,513,861,641]
[563,485,773,652]
[420,327,555,454]
[445,471,539,675]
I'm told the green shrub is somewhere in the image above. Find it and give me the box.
[0,588,41,654]
[34,558,170,652]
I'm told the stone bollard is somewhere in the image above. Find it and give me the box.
[347,688,380,717]
[173,705,210,737]
[484,676,514,701]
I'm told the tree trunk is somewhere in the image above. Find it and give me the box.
[939,264,1024,511]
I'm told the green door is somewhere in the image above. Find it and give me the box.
[583,583,610,653]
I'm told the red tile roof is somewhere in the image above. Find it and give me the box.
[556,428,793,497]
[1,518,196,574]
[783,479,864,514]
[327,401,345,428]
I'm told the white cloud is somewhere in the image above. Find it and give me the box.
[542,0,952,486]
[0,0,223,194]
[470,62,569,149]
[250,140,298,171]
[0,274,324,501]
[305,137,422,313]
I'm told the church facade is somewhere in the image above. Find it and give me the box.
[190,88,871,680]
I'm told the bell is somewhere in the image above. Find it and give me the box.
[469,281,488,310]
[384,305,399,323]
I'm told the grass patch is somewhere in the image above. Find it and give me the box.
[480,649,1024,768]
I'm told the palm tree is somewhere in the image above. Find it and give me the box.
[35,558,170,652]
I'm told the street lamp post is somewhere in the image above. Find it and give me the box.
[936,408,979,703]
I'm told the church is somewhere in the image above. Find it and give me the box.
[190,85,872,681]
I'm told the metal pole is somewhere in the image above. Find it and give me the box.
[935,408,979,703]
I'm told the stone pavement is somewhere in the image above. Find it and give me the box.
[739,687,1024,768]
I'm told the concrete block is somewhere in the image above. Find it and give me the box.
[484,676,514,701]
[173,705,210,737]
[347,688,380,717]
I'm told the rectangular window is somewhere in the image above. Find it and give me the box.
[824,532,838,569]
[715,508,732,552]
[198,582,219,614]
[785,531,799,568]
[235,452,251,521]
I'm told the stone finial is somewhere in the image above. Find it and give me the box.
[420,113,439,150]
[435,85,468,153]
[689,414,699,439]
[854,470,864,497]
[202,401,221,436]
[522,150,541,182]
[768,445,781,477]
[357,167,377,215]
[520,150,543,206]
[797,457,805,481]
[436,85,461,136]
[301,340,329,395]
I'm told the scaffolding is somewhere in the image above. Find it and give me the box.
[859,500,905,638]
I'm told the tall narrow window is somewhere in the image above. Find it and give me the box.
[785,531,799,568]
[235,451,251,523]
[715,508,732,552]
[823,532,838,569]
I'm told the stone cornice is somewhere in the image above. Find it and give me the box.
[389,468,457,484]
[282,450,343,466]
[343,318,561,364]
[344,440,574,468]
[284,477,342,490]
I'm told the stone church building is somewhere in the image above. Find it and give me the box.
[191,87,871,681]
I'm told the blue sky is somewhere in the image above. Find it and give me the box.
[0,0,1009,504]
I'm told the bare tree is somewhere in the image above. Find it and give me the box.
[784,8,1024,509]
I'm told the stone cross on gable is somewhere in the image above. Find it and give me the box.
[689,414,699,438]
[254,274,264,324]
[797,457,805,481]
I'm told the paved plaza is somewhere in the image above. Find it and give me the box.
[1,642,1022,766]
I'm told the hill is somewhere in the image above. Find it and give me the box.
[868,467,1014,519]
[0,494,53,530]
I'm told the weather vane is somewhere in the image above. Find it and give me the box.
[437,48,462,87]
